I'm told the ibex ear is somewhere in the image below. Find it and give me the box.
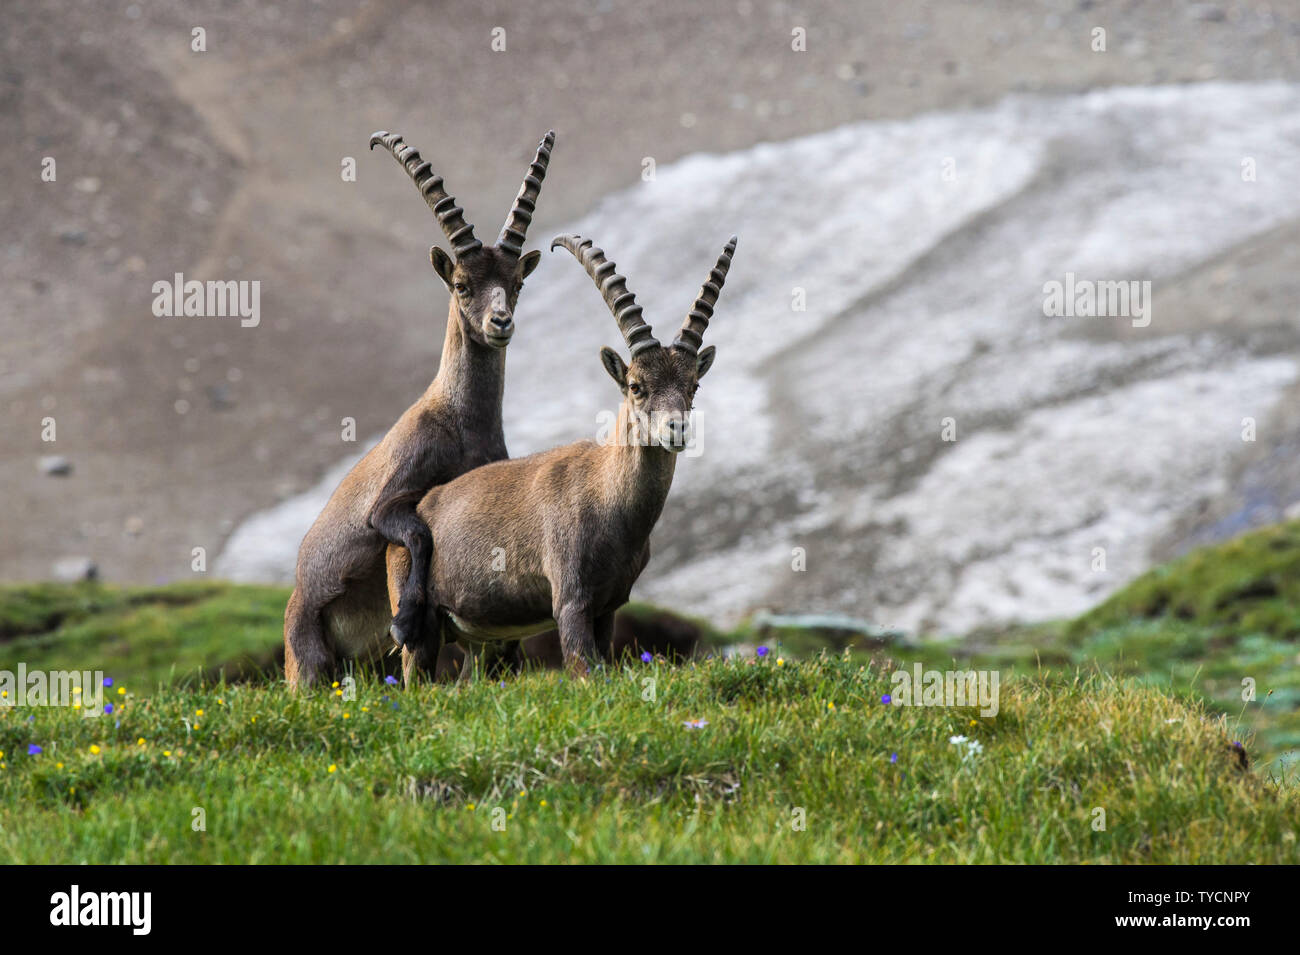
[516,249,542,281]
[600,346,628,390]
[696,345,716,380]
[429,246,456,290]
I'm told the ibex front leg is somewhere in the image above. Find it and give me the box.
[554,599,600,678]
[401,635,442,688]
[371,497,433,649]
[457,641,484,684]
[385,542,442,687]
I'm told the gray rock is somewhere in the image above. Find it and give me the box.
[39,455,72,476]
[1187,4,1225,21]
[52,556,98,582]
[206,383,235,410]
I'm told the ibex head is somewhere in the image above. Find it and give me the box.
[370,130,556,349]
[552,234,737,453]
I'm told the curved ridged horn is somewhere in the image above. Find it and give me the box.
[498,130,556,258]
[672,235,737,355]
[550,234,658,357]
[369,131,482,257]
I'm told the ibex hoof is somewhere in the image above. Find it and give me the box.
[389,621,409,648]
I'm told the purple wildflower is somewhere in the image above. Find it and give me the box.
[103,703,114,714]
[385,675,398,685]
[756,646,769,657]
[640,651,652,663]
[103,678,114,688]
[890,752,898,764]
[881,694,891,705]
[27,744,42,756]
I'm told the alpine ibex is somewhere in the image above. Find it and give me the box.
[387,233,737,683]
[283,129,556,688]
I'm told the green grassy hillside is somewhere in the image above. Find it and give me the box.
[2,521,1299,862]
[0,580,289,688]
[728,522,1300,779]
[0,659,1291,863]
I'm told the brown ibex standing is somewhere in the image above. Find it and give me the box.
[388,233,737,683]
[283,129,556,688]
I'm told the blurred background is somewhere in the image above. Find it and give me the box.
[5,0,1300,637]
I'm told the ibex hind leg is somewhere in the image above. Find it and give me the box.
[457,641,485,684]
[284,588,337,690]
[482,640,524,680]
[593,612,614,665]
[555,603,602,678]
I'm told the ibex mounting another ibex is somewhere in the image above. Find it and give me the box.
[283,129,556,688]
[387,232,737,683]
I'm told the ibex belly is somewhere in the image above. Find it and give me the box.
[324,565,392,660]
[444,610,553,643]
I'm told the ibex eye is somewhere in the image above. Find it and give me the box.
[629,382,643,397]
